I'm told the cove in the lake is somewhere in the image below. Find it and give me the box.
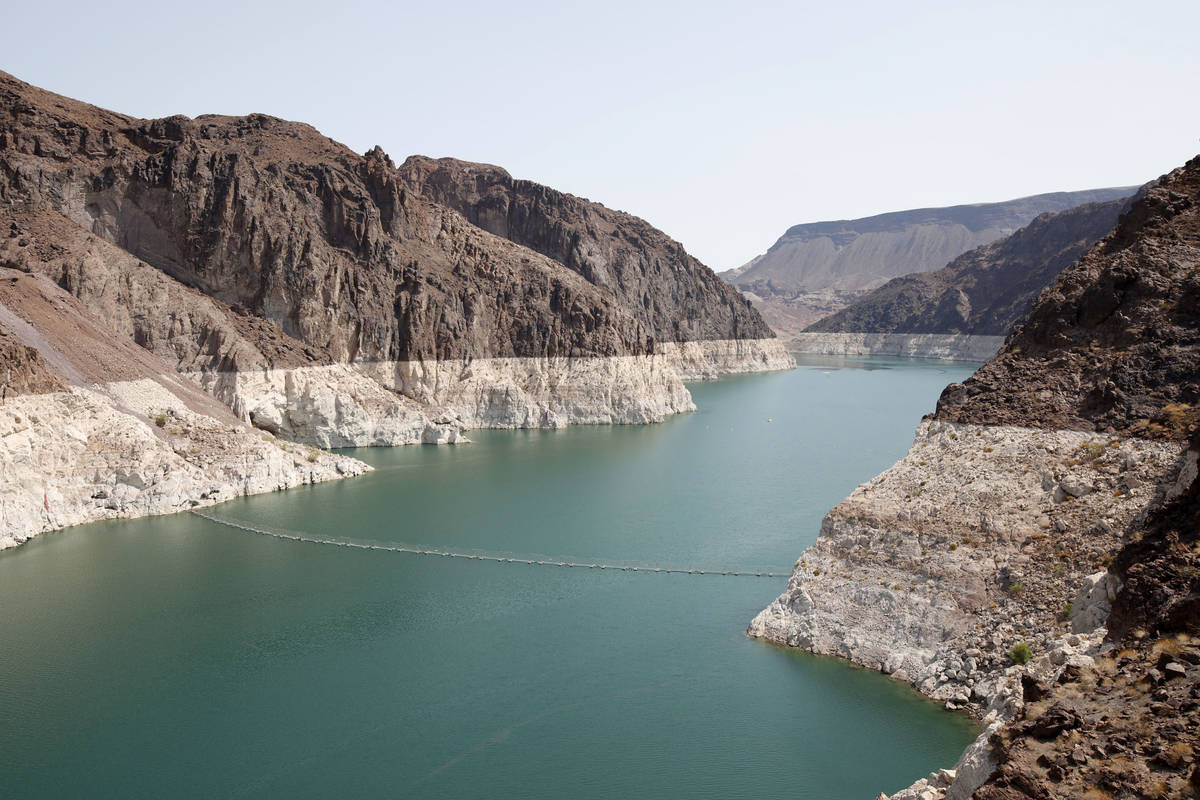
[0,357,979,799]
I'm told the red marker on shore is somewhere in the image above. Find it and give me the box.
[44,491,49,512]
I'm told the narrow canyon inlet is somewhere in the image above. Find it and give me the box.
[0,360,979,799]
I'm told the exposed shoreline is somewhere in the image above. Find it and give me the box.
[748,419,1190,798]
[0,339,793,549]
[788,332,1005,363]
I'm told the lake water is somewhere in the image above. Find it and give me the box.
[0,356,979,799]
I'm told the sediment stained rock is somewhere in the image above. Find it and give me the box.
[787,332,1005,362]
[749,420,1182,707]
[0,379,367,549]
[0,72,789,452]
[656,338,794,380]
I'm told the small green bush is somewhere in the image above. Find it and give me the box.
[1007,581,1025,596]
[306,452,318,463]
[153,412,168,428]
[1009,642,1033,665]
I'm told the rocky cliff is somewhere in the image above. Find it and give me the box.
[398,155,773,344]
[723,188,1134,339]
[0,70,789,546]
[750,157,1199,799]
[807,197,1132,338]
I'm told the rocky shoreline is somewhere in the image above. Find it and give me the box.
[753,157,1200,798]
[0,72,793,551]
[1,338,792,549]
[748,420,1187,797]
[193,338,791,441]
[788,332,1005,362]
[0,378,369,550]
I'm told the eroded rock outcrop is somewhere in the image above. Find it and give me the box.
[398,155,773,345]
[972,429,1200,800]
[749,420,1182,708]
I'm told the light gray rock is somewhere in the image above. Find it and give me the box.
[1070,571,1122,634]
[0,379,369,549]
[787,332,1004,362]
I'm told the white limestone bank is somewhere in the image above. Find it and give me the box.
[207,339,792,439]
[194,363,467,448]
[0,379,368,550]
[659,337,795,381]
[748,420,1187,798]
[359,353,697,429]
[789,332,1005,362]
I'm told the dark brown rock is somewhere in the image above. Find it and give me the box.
[398,156,771,345]
[1025,706,1081,740]
[935,156,1200,440]
[0,69,774,378]
[0,324,65,396]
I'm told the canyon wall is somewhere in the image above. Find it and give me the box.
[751,157,1199,799]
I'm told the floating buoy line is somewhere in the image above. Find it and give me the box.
[189,511,788,579]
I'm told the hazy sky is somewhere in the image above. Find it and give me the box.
[5,1,1198,267]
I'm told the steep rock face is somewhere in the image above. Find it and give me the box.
[751,157,1199,799]
[936,158,1200,439]
[972,430,1200,800]
[1108,429,1200,641]
[397,155,773,344]
[0,71,788,456]
[0,74,654,364]
[748,420,1182,708]
[0,379,367,549]
[807,197,1131,337]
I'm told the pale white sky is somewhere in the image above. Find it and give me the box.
[5,0,1198,268]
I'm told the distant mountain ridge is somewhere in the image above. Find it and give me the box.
[806,196,1135,337]
[725,187,1138,294]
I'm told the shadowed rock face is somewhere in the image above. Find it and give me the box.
[936,157,1200,440]
[1,71,773,373]
[397,155,773,344]
[0,328,64,395]
[1108,427,1200,643]
[806,197,1132,337]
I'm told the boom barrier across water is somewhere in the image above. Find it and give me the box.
[189,511,789,579]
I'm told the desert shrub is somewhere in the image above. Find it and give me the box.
[154,412,167,428]
[1009,642,1033,665]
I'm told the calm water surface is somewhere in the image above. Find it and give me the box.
[0,356,979,799]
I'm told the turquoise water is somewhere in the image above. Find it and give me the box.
[0,356,978,799]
